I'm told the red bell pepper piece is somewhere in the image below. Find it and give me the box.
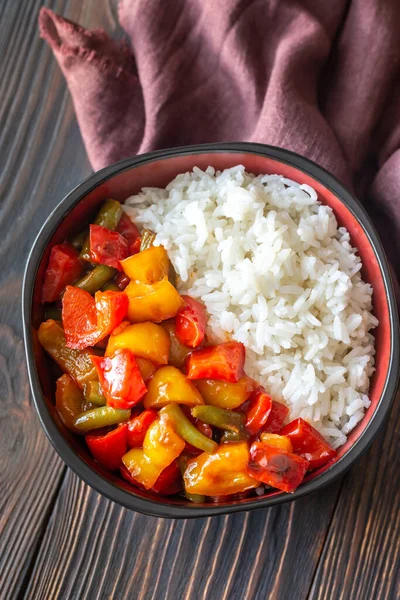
[62,286,128,349]
[120,463,147,491]
[247,442,309,493]
[280,418,337,469]
[116,214,141,255]
[186,342,245,383]
[151,460,182,495]
[86,423,128,471]
[176,295,206,348]
[132,237,142,254]
[127,409,158,448]
[95,290,128,338]
[262,400,289,434]
[235,398,251,414]
[91,349,147,410]
[41,243,83,303]
[120,460,182,495]
[63,285,97,347]
[245,389,273,436]
[89,224,129,271]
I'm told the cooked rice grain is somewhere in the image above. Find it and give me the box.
[124,166,378,448]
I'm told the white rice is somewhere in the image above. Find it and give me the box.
[123,166,378,449]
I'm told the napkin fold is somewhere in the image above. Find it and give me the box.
[39,1,400,278]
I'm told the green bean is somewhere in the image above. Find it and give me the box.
[80,199,123,261]
[160,404,218,453]
[191,405,245,434]
[44,304,62,321]
[220,429,247,443]
[74,406,131,432]
[140,229,156,251]
[178,456,206,504]
[83,380,106,406]
[101,280,120,292]
[74,265,116,295]
[95,199,123,229]
[70,229,88,251]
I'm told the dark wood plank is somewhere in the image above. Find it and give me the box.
[0,0,113,597]
[23,469,341,600]
[0,322,64,599]
[308,389,400,600]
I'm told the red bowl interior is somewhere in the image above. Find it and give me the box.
[32,151,391,505]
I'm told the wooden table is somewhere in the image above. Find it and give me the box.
[1,1,399,598]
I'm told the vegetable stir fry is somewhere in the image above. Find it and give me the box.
[38,199,337,501]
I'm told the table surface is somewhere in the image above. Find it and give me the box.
[1,1,399,599]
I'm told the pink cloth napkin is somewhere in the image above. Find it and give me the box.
[39,1,400,279]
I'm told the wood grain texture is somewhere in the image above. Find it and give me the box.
[0,323,64,599]
[0,0,108,597]
[308,390,400,600]
[0,0,399,599]
[23,469,341,600]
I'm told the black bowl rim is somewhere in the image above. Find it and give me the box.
[22,142,400,518]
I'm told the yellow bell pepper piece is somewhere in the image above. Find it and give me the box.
[106,321,170,365]
[194,377,257,409]
[183,441,259,496]
[122,414,185,489]
[125,278,184,323]
[122,449,160,489]
[161,320,193,368]
[260,433,293,453]
[120,246,169,284]
[143,366,204,409]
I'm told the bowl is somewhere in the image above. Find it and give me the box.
[22,142,400,518]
